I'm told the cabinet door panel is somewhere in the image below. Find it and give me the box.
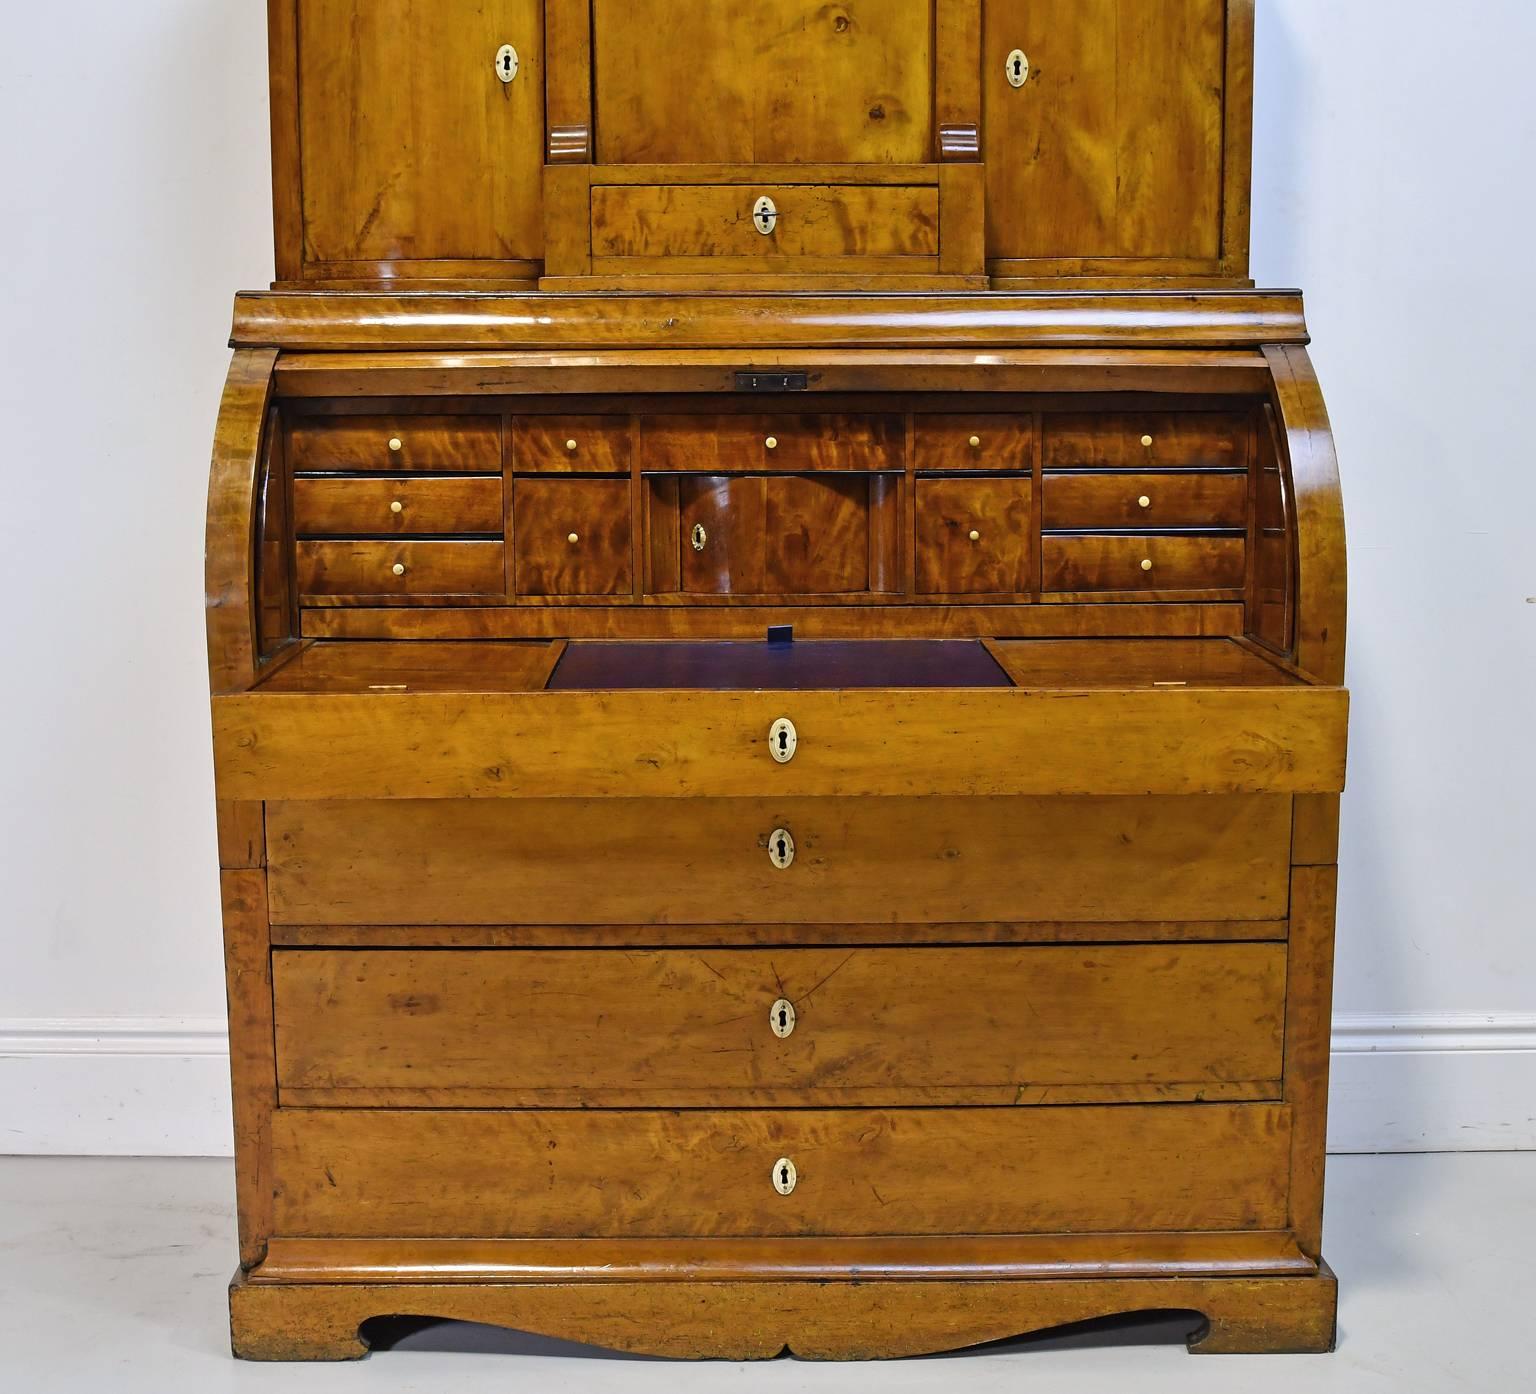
[297,0,544,265]
[984,0,1226,261]
[592,0,933,164]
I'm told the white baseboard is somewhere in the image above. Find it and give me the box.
[3,1013,1534,1157]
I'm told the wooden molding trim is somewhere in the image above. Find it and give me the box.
[230,290,1309,352]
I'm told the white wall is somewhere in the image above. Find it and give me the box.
[1,1,1532,1154]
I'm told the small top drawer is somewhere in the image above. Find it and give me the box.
[913,415,1034,472]
[591,184,940,263]
[293,477,503,537]
[640,414,903,472]
[513,417,632,474]
[289,416,501,473]
[1043,413,1250,470]
[1042,472,1247,530]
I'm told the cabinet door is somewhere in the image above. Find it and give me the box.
[294,0,544,273]
[592,0,934,163]
[983,0,1228,267]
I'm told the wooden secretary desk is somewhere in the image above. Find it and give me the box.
[208,0,1348,1362]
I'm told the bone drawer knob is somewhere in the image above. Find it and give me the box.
[568,532,580,544]
[1138,495,1151,509]
[390,500,404,514]
[765,436,779,450]
[969,529,981,542]
[392,563,406,576]
[1141,558,1153,572]
[1141,434,1154,448]
[566,439,578,452]
[388,437,403,452]
[969,435,981,448]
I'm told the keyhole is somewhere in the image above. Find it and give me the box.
[777,835,787,859]
[777,730,788,754]
[503,55,511,76]
[1013,58,1022,79]
[780,1163,790,1185]
[778,1005,788,1029]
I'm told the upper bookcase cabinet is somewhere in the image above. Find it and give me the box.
[268,0,1253,289]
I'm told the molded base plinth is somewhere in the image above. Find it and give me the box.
[229,1263,1337,1362]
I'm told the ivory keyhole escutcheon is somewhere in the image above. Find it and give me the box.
[1006,49,1029,88]
[768,716,798,764]
[772,1157,798,1195]
[770,998,797,1039]
[768,828,796,870]
[495,44,519,83]
[753,195,779,235]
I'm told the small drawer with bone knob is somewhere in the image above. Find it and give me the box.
[288,415,501,473]
[512,478,633,596]
[913,415,1034,471]
[1043,413,1250,471]
[292,477,503,537]
[513,417,633,474]
[1042,535,1247,593]
[295,540,505,597]
[1042,472,1248,529]
[915,478,1033,594]
[639,414,901,473]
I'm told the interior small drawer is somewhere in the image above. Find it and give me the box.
[272,943,1286,1109]
[914,477,1033,594]
[591,184,940,262]
[295,540,505,597]
[292,477,503,537]
[913,415,1034,472]
[512,477,633,596]
[288,415,501,473]
[1043,413,1250,470]
[270,1102,1292,1239]
[639,414,902,472]
[1042,472,1248,529]
[1043,534,1246,593]
[513,417,633,474]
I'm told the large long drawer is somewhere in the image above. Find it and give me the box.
[272,944,1287,1107]
[265,795,1293,926]
[269,1104,1293,1239]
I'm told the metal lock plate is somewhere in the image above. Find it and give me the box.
[753,195,779,235]
[495,44,519,83]
[769,998,797,1039]
[1006,48,1029,88]
[691,523,708,552]
[768,717,798,764]
[772,1157,798,1195]
[767,828,796,870]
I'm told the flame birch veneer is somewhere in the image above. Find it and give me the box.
[208,0,1346,1362]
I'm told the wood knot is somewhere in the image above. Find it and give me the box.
[833,13,850,33]
[869,104,886,121]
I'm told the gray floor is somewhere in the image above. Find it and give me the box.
[0,1153,1530,1392]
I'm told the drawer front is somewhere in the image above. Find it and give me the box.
[1043,413,1249,471]
[271,1103,1293,1238]
[1042,472,1247,530]
[295,540,505,597]
[915,478,1033,594]
[289,415,501,473]
[640,414,902,472]
[265,794,1293,926]
[677,475,874,595]
[273,943,1286,1107]
[293,477,503,537]
[1043,535,1247,593]
[591,184,940,261]
[913,415,1034,472]
[512,478,633,596]
[513,417,632,474]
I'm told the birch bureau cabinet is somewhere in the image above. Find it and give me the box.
[208,0,1349,1362]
